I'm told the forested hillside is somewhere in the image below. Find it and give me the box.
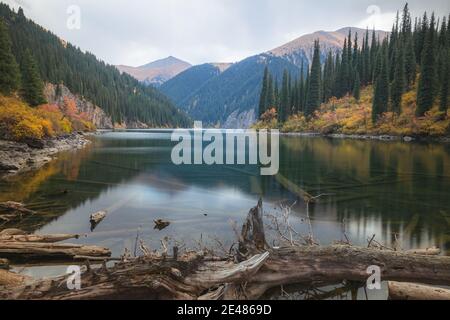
[178,54,301,126]
[0,4,190,128]
[256,4,450,136]
[160,63,224,107]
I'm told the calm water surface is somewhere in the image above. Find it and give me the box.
[1,131,449,294]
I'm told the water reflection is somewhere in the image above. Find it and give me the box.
[0,132,449,272]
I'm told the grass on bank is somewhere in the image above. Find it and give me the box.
[254,85,450,137]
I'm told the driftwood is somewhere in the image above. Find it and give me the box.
[0,269,29,288]
[154,219,171,231]
[1,200,449,300]
[0,229,28,236]
[388,282,450,300]
[0,202,35,223]
[405,247,441,256]
[90,211,107,231]
[0,233,79,243]
[0,202,35,215]
[0,242,111,263]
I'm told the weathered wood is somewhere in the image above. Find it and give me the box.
[239,198,266,255]
[0,229,28,236]
[154,219,170,231]
[0,269,29,288]
[0,202,35,215]
[0,234,79,243]
[388,282,450,300]
[90,211,107,231]
[405,247,441,256]
[0,242,111,263]
[1,201,449,300]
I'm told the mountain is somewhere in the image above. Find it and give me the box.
[116,56,192,87]
[269,27,389,67]
[161,27,389,128]
[166,54,301,127]
[160,63,232,107]
[0,4,190,128]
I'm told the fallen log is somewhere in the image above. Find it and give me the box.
[0,234,79,243]
[0,202,35,215]
[0,242,111,263]
[0,229,28,236]
[1,200,449,300]
[388,282,450,300]
[90,211,107,231]
[0,269,29,288]
[405,247,441,256]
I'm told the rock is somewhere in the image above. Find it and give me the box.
[0,163,19,172]
[0,229,27,236]
[403,136,414,142]
[24,138,45,149]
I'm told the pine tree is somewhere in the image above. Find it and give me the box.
[279,70,289,122]
[267,74,274,109]
[416,13,436,116]
[258,66,269,117]
[440,50,449,111]
[391,41,406,114]
[20,49,46,106]
[353,71,361,101]
[0,18,20,95]
[372,41,390,123]
[305,40,321,116]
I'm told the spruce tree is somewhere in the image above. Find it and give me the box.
[258,66,269,117]
[20,49,46,106]
[391,41,405,114]
[267,74,274,109]
[279,70,289,122]
[440,50,449,112]
[0,18,20,95]
[416,14,436,116]
[305,40,321,116]
[353,71,361,101]
[372,41,390,123]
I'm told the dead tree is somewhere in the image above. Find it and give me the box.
[1,200,450,300]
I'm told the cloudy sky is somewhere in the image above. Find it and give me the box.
[3,0,450,66]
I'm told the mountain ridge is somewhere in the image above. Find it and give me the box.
[116,56,192,87]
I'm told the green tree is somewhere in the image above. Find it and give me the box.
[20,49,46,106]
[258,66,269,117]
[0,18,20,95]
[353,71,361,101]
[416,14,436,116]
[279,70,289,122]
[440,50,449,111]
[391,41,405,114]
[372,41,390,123]
[305,40,321,115]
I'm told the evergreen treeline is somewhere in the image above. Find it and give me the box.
[259,4,450,123]
[0,4,190,127]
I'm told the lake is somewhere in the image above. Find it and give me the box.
[1,130,449,295]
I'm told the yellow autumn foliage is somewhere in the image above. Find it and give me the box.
[255,84,450,137]
[0,95,95,142]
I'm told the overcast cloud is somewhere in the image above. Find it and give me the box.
[3,0,450,66]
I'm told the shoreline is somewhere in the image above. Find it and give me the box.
[0,133,92,179]
[279,132,450,143]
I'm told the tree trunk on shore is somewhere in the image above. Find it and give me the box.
[1,200,449,300]
[0,242,111,263]
[388,282,450,300]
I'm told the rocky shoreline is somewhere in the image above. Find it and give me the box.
[0,134,91,178]
[281,132,450,143]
